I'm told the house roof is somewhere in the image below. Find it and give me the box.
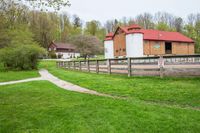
[105,32,114,41]
[141,29,194,43]
[50,42,76,49]
[105,25,194,43]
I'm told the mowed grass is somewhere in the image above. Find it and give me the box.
[0,70,39,82]
[0,63,39,82]
[0,81,200,133]
[39,61,200,108]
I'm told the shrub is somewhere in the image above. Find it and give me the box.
[48,51,57,59]
[57,54,62,59]
[0,45,46,70]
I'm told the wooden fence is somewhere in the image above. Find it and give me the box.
[56,55,200,78]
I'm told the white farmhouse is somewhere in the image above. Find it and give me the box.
[48,42,80,59]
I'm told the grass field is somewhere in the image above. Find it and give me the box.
[39,61,200,108]
[0,61,200,133]
[0,63,40,82]
[1,81,200,133]
[0,70,39,82]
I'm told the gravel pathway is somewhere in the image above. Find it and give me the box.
[0,77,43,86]
[39,69,117,98]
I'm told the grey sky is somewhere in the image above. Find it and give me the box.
[62,0,200,23]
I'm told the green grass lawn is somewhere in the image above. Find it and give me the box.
[0,61,200,133]
[0,62,39,82]
[0,81,200,133]
[39,61,200,108]
[0,70,39,82]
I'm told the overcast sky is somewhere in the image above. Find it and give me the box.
[61,0,200,23]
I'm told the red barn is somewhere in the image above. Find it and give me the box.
[104,25,195,59]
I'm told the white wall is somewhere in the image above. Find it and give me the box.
[56,52,80,59]
[126,33,144,57]
[104,40,114,59]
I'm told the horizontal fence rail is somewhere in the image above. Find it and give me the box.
[56,55,200,78]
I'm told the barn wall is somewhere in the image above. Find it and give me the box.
[189,43,195,54]
[172,42,195,55]
[113,29,126,57]
[104,40,114,59]
[143,40,165,55]
[144,41,195,55]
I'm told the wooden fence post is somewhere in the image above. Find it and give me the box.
[107,59,111,74]
[68,61,71,69]
[60,62,62,67]
[64,62,67,68]
[73,61,75,70]
[67,61,70,69]
[96,60,99,74]
[159,56,164,78]
[79,61,82,71]
[56,62,59,68]
[127,58,131,77]
[87,60,90,72]
[62,61,65,68]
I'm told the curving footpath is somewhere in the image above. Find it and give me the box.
[1,69,199,111]
[0,69,118,98]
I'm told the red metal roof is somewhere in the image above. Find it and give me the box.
[106,32,114,37]
[105,32,114,41]
[126,24,142,30]
[105,25,194,43]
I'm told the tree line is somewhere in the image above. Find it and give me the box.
[105,12,200,53]
[0,0,200,70]
[1,1,200,51]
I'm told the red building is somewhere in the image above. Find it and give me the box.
[104,24,195,59]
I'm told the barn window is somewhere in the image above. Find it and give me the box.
[154,43,160,49]
[116,50,119,53]
[123,49,126,52]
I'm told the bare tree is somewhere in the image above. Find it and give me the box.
[187,14,196,26]
[128,18,136,25]
[154,12,175,29]
[135,13,154,29]
[174,17,183,32]
[104,20,113,33]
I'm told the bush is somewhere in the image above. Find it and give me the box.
[48,51,57,59]
[57,54,62,59]
[0,45,45,70]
